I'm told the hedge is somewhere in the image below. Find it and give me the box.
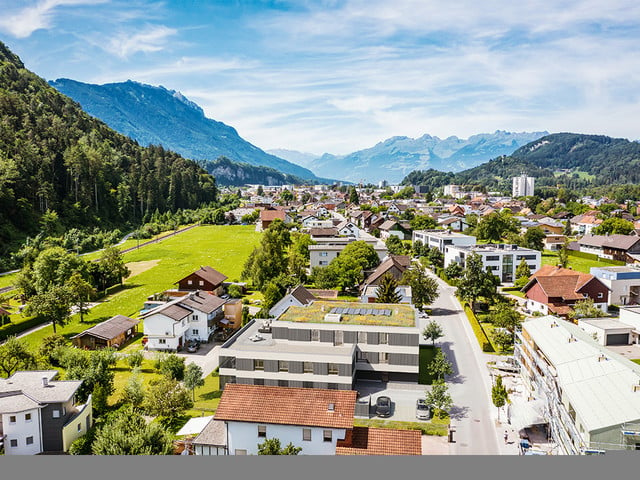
[463,303,495,353]
[0,315,49,342]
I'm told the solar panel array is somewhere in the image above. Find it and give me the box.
[329,307,391,316]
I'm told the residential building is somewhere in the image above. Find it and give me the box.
[360,285,412,304]
[192,418,228,456]
[218,301,421,390]
[213,384,357,455]
[570,212,603,236]
[378,220,410,240]
[361,255,411,289]
[512,174,535,198]
[412,230,476,254]
[309,237,388,268]
[515,315,640,454]
[590,266,640,305]
[577,234,640,263]
[444,243,541,284]
[544,234,567,251]
[258,209,293,231]
[269,285,317,319]
[523,265,609,318]
[0,371,92,455]
[335,426,422,455]
[176,266,228,296]
[577,318,636,346]
[71,315,139,350]
[142,290,226,350]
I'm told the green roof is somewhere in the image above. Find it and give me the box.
[277,301,416,327]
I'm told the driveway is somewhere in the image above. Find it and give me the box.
[144,340,222,376]
[355,380,427,423]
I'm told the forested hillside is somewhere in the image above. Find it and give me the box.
[0,41,217,258]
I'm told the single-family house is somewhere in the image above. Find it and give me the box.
[378,220,410,240]
[259,209,292,231]
[269,285,317,318]
[523,265,609,318]
[177,266,228,296]
[71,315,139,350]
[0,370,92,455]
[361,255,411,289]
[577,234,640,263]
[335,426,422,455]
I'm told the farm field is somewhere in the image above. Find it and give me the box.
[19,225,261,349]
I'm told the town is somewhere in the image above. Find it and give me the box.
[3,175,640,456]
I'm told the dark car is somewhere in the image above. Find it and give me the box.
[375,396,392,418]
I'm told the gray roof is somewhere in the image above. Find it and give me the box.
[0,392,42,413]
[0,370,83,404]
[578,234,640,251]
[71,315,139,341]
[154,303,192,321]
[289,285,316,305]
[179,292,226,314]
[192,419,228,447]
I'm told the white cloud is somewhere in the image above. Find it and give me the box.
[105,25,178,59]
[0,0,107,38]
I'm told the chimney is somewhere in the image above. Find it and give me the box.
[328,403,335,412]
[42,376,49,387]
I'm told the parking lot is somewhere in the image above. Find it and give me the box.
[355,380,432,422]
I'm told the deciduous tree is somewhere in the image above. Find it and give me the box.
[425,380,453,417]
[183,363,205,401]
[401,264,439,310]
[257,437,302,455]
[144,377,193,419]
[422,320,444,346]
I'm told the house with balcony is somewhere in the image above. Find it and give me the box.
[218,301,420,390]
[176,266,228,296]
[142,290,226,350]
[515,316,640,454]
[0,370,92,455]
[590,265,640,306]
[577,234,640,263]
[444,243,541,284]
[412,230,476,254]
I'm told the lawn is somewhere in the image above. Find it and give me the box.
[354,416,449,436]
[0,272,18,289]
[541,250,622,274]
[418,345,438,384]
[632,359,640,365]
[19,225,261,349]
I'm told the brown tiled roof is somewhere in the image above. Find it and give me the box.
[179,291,226,314]
[364,255,410,285]
[214,384,356,429]
[156,303,192,321]
[525,265,605,301]
[309,227,338,237]
[578,234,640,251]
[260,210,286,221]
[306,289,339,299]
[178,266,227,287]
[289,285,316,305]
[71,315,139,341]
[336,427,422,455]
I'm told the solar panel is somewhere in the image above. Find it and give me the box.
[383,309,392,316]
[347,308,356,315]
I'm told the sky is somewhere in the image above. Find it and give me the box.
[1,0,640,156]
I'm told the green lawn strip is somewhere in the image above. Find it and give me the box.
[541,250,623,273]
[19,225,262,349]
[353,417,449,436]
[0,272,18,289]
[418,345,438,384]
[632,359,640,365]
[463,304,497,353]
[501,287,525,298]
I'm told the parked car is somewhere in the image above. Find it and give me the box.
[375,396,392,418]
[186,340,200,353]
[416,398,432,420]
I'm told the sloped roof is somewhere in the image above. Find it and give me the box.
[363,255,410,285]
[289,285,317,305]
[214,384,356,429]
[192,419,227,446]
[179,291,226,314]
[260,209,287,221]
[336,427,422,455]
[0,370,82,404]
[178,266,227,287]
[578,234,640,251]
[379,220,399,230]
[71,315,139,341]
[309,227,338,237]
[525,265,605,301]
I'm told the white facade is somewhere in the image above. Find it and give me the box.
[444,243,541,284]
[590,266,640,306]
[412,230,476,253]
[1,408,43,455]
[144,312,189,351]
[512,174,535,198]
[226,421,346,455]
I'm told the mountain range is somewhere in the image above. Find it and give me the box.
[49,78,326,185]
[272,131,548,184]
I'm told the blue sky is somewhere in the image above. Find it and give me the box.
[2,0,640,155]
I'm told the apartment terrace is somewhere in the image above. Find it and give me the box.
[278,301,416,327]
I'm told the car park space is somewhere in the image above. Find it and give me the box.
[355,381,432,422]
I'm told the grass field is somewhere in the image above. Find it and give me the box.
[541,250,621,273]
[19,225,261,349]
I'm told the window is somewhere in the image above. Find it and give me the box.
[254,359,264,371]
[303,429,312,441]
[235,449,247,455]
[25,413,32,422]
[191,315,199,322]
[328,383,339,390]
[158,338,167,345]
[379,333,388,345]
[319,261,328,266]
[597,292,603,299]
[10,439,18,448]
[320,252,328,257]
[26,436,33,445]
[188,280,193,285]
[254,378,264,386]
[199,280,204,286]
[9,415,16,424]
[328,363,339,375]
[356,350,367,362]
[77,423,82,432]
[279,360,289,372]
[334,330,343,346]
[192,329,199,335]
[52,410,60,419]
[303,382,314,389]
[258,425,267,437]
[379,352,389,364]
[311,329,320,342]
[358,331,367,344]
[278,379,288,387]
[323,430,332,442]
[303,362,313,373]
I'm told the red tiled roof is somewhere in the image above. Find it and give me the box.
[336,427,422,455]
[260,210,286,221]
[525,265,605,301]
[214,384,356,429]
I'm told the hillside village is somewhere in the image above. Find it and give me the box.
[4,177,640,456]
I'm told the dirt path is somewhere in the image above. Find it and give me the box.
[125,259,161,279]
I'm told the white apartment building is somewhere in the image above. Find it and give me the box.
[516,316,640,454]
[512,174,535,198]
[218,301,421,390]
[444,243,541,283]
[411,230,476,254]
[309,237,387,268]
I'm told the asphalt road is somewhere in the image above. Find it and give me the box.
[426,271,502,455]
